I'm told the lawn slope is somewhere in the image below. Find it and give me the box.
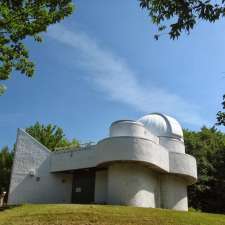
[0,204,225,225]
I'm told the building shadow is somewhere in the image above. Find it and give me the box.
[0,205,20,212]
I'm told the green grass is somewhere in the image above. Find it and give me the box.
[0,204,225,225]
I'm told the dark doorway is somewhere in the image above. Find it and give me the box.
[71,169,95,204]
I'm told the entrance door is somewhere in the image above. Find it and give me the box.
[72,169,95,204]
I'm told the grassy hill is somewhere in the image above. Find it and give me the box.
[1,204,225,225]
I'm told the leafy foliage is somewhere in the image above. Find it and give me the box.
[139,0,225,39]
[25,122,80,151]
[0,146,13,197]
[184,127,225,213]
[0,0,74,95]
[216,94,225,126]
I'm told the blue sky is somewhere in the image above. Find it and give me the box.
[1,0,225,148]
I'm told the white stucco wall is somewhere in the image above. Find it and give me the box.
[107,163,160,208]
[8,129,72,205]
[159,137,185,153]
[160,175,188,211]
[97,137,170,173]
[94,170,107,204]
[110,120,159,144]
[50,146,96,172]
[169,152,197,184]
[97,137,197,184]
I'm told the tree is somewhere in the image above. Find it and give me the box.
[0,146,13,198]
[139,0,225,40]
[26,122,80,150]
[184,127,225,213]
[216,94,225,126]
[0,0,74,95]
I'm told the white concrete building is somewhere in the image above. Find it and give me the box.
[8,113,197,211]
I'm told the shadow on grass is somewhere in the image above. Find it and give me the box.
[0,205,20,212]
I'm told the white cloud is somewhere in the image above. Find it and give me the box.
[47,25,205,126]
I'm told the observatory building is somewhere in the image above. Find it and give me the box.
[8,113,197,211]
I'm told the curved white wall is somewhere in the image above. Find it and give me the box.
[169,152,197,184]
[94,170,107,204]
[96,136,196,211]
[160,175,188,211]
[110,120,158,144]
[107,163,160,208]
[159,137,185,153]
[96,137,197,183]
[97,137,169,173]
